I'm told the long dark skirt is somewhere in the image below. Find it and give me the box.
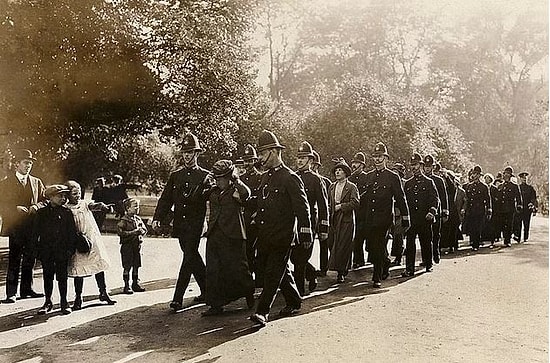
[205,228,254,308]
[328,219,354,274]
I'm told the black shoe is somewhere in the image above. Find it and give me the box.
[373,282,382,288]
[20,290,44,299]
[99,291,117,305]
[201,307,224,316]
[382,269,390,280]
[433,257,440,264]
[123,286,133,295]
[37,301,53,315]
[315,270,327,277]
[249,313,268,326]
[308,279,318,292]
[246,294,255,309]
[419,262,426,267]
[169,301,182,312]
[504,243,512,248]
[472,247,479,251]
[336,275,345,283]
[3,296,16,304]
[193,295,205,303]
[426,266,433,272]
[72,296,82,311]
[279,305,301,317]
[60,304,71,315]
[390,259,401,266]
[401,270,414,277]
[131,283,145,293]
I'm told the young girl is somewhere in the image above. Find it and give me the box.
[202,160,255,316]
[117,198,147,294]
[65,180,116,310]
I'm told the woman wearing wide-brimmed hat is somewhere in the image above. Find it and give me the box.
[327,158,359,283]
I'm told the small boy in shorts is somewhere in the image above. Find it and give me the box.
[117,197,147,294]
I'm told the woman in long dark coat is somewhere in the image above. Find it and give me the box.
[327,159,359,283]
[203,160,255,316]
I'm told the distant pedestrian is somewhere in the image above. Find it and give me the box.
[202,160,255,316]
[493,166,521,247]
[117,197,147,294]
[514,172,538,242]
[32,185,77,315]
[327,158,359,283]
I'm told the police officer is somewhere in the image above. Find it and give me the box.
[239,144,263,279]
[463,165,492,251]
[494,166,522,247]
[363,142,409,288]
[514,172,538,242]
[291,141,329,295]
[349,151,369,269]
[249,130,312,326]
[152,133,213,311]
[423,155,448,264]
[312,150,332,276]
[389,162,406,266]
[402,153,439,276]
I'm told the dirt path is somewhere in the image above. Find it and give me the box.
[0,216,547,362]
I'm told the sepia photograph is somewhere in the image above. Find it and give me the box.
[0,0,548,361]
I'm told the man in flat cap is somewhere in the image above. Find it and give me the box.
[291,141,329,295]
[153,133,213,311]
[249,130,312,326]
[0,149,46,303]
[402,153,439,276]
[463,165,492,251]
[363,142,409,287]
[514,172,538,242]
[349,151,370,269]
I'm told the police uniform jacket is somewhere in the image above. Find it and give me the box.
[241,167,262,224]
[464,181,491,215]
[0,173,46,237]
[404,173,439,226]
[364,167,409,228]
[349,170,369,223]
[153,165,211,237]
[255,164,311,247]
[427,173,449,216]
[32,203,77,262]
[519,183,537,210]
[496,181,522,213]
[206,179,250,240]
[490,184,502,213]
[297,169,329,234]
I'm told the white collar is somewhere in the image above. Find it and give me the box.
[15,171,29,182]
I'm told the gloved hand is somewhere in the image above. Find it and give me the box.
[298,231,313,250]
[152,220,161,230]
[486,209,492,220]
[426,212,435,222]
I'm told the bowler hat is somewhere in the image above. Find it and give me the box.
[312,150,322,166]
[212,159,235,178]
[484,173,494,183]
[372,142,389,157]
[503,166,514,176]
[241,144,258,161]
[332,158,352,177]
[257,130,285,152]
[297,141,314,158]
[495,172,503,180]
[181,133,202,152]
[352,152,366,165]
[44,184,70,199]
[423,154,435,166]
[12,149,36,162]
[518,172,529,178]
[409,153,423,165]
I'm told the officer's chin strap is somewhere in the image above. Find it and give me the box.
[260,150,273,168]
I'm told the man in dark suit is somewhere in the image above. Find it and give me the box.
[249,130,312,326]
[0,149,46,303]
[363,143,409,288]
[152,133,213,312]
[514,172,538,242]
[495,166,522,247]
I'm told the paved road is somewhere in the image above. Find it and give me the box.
[0,216,547,362]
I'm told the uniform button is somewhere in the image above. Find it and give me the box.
[260,208,264,212]
[182,216,186,219]
[372,200,375,203]
[260,221,264,224]
[415,207,418,210]
[371,209,375,212]
[183,204,186,207]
